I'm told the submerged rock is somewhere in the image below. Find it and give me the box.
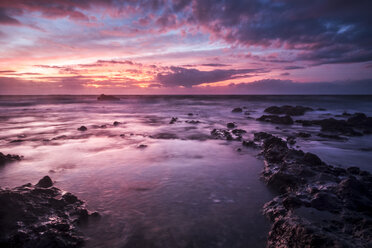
[97,94,120,101]
[0,152,22,166]
[169,117,178,124]
[0,177,98,248]
[77,126,87,131]
[231,107,243,113]
[257,115,294,125]
[264,105,313,116]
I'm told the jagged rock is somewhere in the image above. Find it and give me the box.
[256,133,372,248]
[97,94,120,101]
[0,152,22,166]
[257,115,294,125]
[0,177,97,248]
[169,117,178,124]
[264,105,313,116]
[36,176,53,188]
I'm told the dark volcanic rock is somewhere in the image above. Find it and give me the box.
[264,105,313,116]
[77,126,87,131]
[231,107,243,113]
[169,117,178,124]
[210,128,244,141]
[36,176,53,188]
[97,94,120,101]
[226,122,236,129]
[0,152,22,166]
[113,121,121,126]
[242,140,258,148]
[257,115,294,125]
[296,114,372,136]
[0,177,97,248]
[257,133,372,248]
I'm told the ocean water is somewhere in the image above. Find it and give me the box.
[0,95,371,247]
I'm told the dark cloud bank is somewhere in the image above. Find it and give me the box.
[2,0,372,65]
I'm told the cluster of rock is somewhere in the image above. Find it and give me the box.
[211,123,247,141]
[0,152,22,166]
[264,105,313,116]
[0,176,99,248]
[296,113,372,136]
[256,105,313,125]
[251,132,372,247]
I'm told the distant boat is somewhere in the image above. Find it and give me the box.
[97,94,120,101]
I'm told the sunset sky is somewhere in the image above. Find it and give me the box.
[0,0,371,94]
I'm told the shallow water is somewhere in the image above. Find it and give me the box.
[0,95,372,247]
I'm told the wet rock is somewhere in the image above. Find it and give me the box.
[253,132,273,141]
[242,140,258,148]
[97,94,120,101]
[231,129,247,136]
[297,132,311,138]
[36,176,53,188]
[185,120,201,124]
[77,126,87,131]
[100,125,107,128]
[10,139,24,143]
[244,111,251,115]
[302,152,322,166]
[257,115,294,125]
[256,133,372,247]
[282,195,303,209]
[169,117,178,124]
[137,144,148,149]
[113,121,121,126]
[317,108,327,111]
[231,107,243,113]
[264,105,313,116]
[297,116,369,136]
[0,177,97,248]
[211,129,233,141]
[310,192,341,211]
[286,136,296,145]
[187,113,193,116]
[226,122,236,129]
[346,166,360,175]
[0,152,22,166]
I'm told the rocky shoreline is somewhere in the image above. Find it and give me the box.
[1,104,371,247]
[211,105,372,247]
[251,132,372,247]
[0,176,99,248]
